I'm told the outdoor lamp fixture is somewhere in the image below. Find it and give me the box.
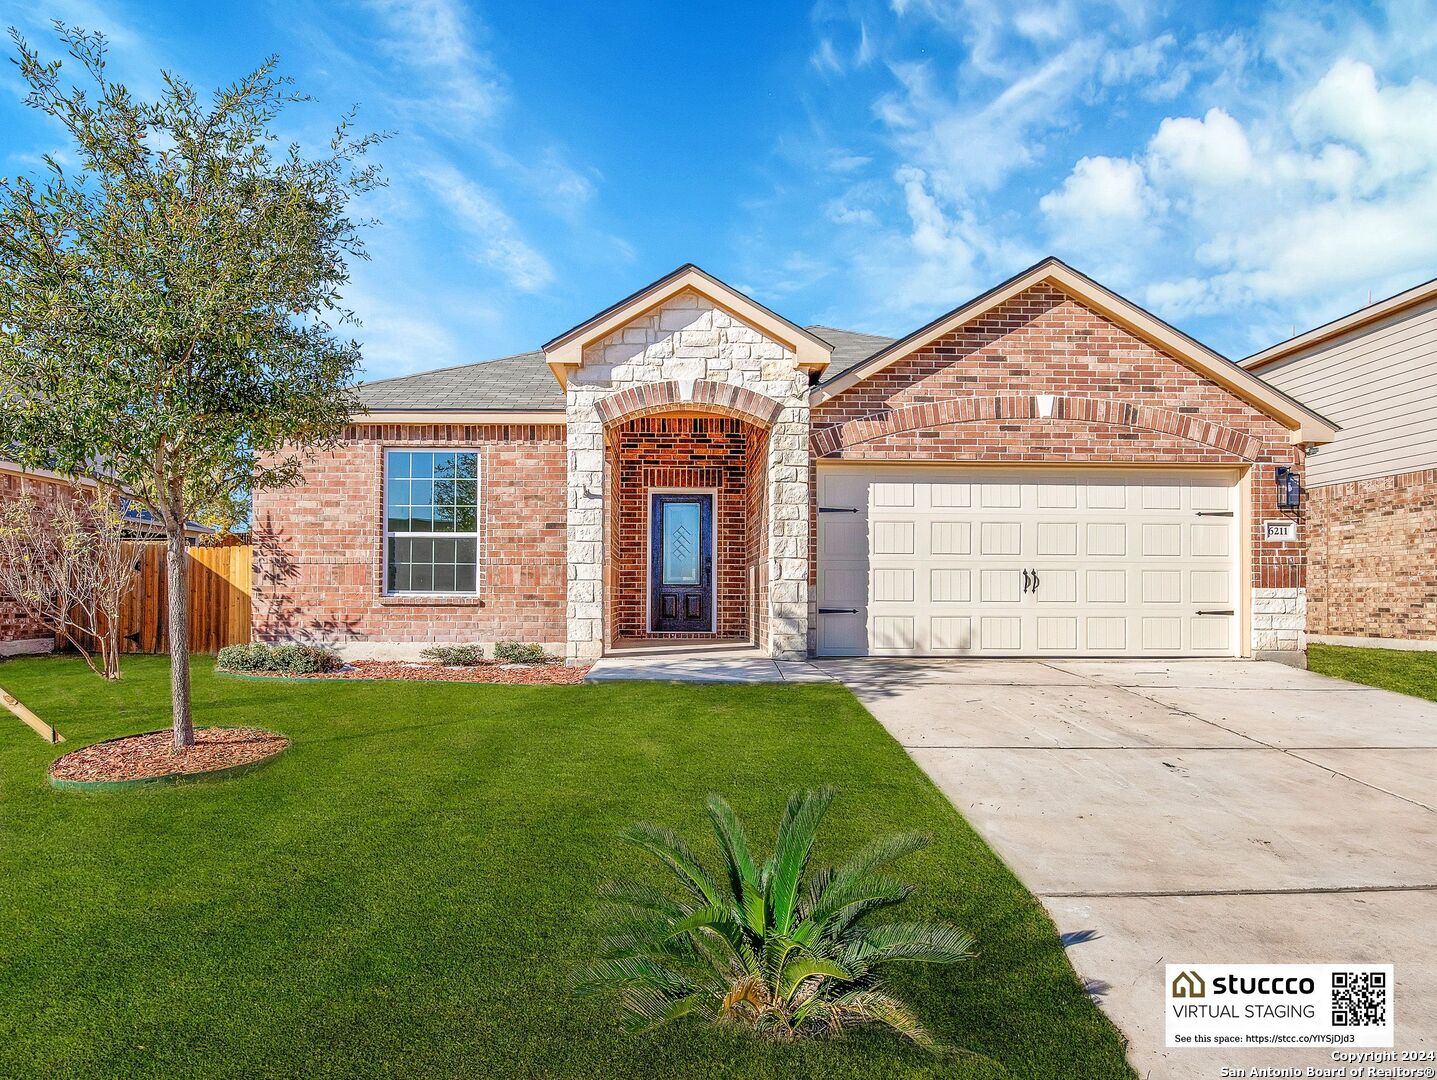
[1275,466,1302,511]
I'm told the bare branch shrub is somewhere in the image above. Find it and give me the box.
[0,485,133,679]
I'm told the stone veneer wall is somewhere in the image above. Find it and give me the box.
[810,281,1309,663]
[1305,467,1437,644]
[565,291,811,662]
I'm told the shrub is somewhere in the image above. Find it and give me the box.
[572,787,973,1048]
[420,643,486,666]
[493,640,548,665]
[216,642,343,676]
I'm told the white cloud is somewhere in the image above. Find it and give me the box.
[418,163,554,291]
[1040,155,1156,225]
[364,0,505,129]
[1148,108,1254,186]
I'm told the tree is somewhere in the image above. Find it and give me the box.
[0,484,132,679]
[0,24,384,748]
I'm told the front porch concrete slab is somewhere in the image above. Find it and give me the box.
[584,645,831,684]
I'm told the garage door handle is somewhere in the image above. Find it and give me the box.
[1022,569,1033,593]
[819,607,858,615]
[1196,511,1234,517]
[819,506,859,513]
[1031,568,1040,592]
[1197,609,1234,616]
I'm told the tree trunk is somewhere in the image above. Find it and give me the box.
[166,524,195,749]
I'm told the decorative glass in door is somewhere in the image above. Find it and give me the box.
[650,493,713,632]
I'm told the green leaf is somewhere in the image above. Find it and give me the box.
[767,787,834,936]
[621,822,723,908]
[706,793,764,934]
[777,957,852,1001]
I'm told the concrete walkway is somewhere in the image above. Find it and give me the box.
[818,657,1437,1077]
[585,644,834,683]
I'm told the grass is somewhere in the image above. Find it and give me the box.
[1308,643,1437,703]
[0,655,1133,1080]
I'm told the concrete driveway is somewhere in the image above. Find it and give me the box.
[818,658,1437,1078]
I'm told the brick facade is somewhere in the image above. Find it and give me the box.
[811,282,1308,659]
[1305,467,1437,642]
[609,416,759,641]
[251,423,567,655]
[254,278,1324,663]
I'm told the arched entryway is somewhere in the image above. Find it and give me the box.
[601,407,773,650]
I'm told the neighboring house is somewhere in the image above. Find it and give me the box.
[0,461,212,656]
[1241,278,1437,650]
[252,258,1336,666]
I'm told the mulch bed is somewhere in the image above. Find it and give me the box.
[49,727,290,784]
[223,660,591,685]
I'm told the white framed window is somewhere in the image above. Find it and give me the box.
[384,449,480,594]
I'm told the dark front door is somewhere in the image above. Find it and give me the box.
[650,493,713,633]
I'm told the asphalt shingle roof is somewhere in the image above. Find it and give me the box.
[353,325,897,412]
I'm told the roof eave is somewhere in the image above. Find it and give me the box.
[1241,277,1437,372]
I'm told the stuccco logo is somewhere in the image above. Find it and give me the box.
[1171,970,1205,998]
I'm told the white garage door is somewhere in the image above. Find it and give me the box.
[816,466,1240,657]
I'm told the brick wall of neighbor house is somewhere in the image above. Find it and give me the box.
[252,423,568,656]
[810,281,1308,658]
[1305,468,1437,642]
[610,416,756,640]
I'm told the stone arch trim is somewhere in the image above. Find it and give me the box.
[811,396,1266,460]
[595,379,784,429]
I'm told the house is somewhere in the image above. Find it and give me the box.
[251,258,1337,666]
[1241,278,1437,650]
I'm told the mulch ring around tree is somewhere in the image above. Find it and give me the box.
[49,727,290,789]
[222,661,591,685]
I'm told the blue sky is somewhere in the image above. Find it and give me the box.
[3,0,1436,380]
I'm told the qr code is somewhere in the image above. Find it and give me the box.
[1332,970,1387,1026]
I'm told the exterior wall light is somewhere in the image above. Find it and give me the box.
[1275,466,1302,511]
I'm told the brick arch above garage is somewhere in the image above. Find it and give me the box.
[810,395,1267,461]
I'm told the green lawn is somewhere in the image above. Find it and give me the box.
[1309,643,1437,703]
[0,655,1133,1080]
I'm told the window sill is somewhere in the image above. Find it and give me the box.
[377,593,486,607]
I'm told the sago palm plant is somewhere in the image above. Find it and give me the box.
[573,787,974,1048]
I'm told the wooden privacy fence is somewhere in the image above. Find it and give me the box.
[90,543,253,654]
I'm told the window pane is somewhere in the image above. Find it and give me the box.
[455,538,477,564]
[409,504,432,530]
[455,478,477,505]
[433,563,456,591]
[387,477,408,506]
[410,478,433,507]
[456,454,478,480]
[411,452,433,478]
[387,511,410,533]
[410,538,433,563]
[456,564,476,592]
[662,502,702,585]
[389,452,411,479]
[455,506,477,532]
[433,506,455,532]
[411,563,433,591]
[433,452,455,479]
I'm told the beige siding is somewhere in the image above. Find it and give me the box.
[1257,297,1437,486]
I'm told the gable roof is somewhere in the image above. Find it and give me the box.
[541,264,833,385]
[811,257,1338,444]
[350,325,893,416]
[1240,276,1437,373]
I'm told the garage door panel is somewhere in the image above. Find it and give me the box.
[1036,569,1077,603]
[931,568,971,602]
[816,467,1239,658]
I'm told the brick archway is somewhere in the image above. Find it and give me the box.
[595,379,784,429]
[811,395,1266,460]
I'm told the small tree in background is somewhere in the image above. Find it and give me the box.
[0,24,384,748]
[0,486,131,679]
